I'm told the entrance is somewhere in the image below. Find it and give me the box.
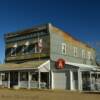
[41,72,49,88]
[10,71,18,88]
[73,71,78,90]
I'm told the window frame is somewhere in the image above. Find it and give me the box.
[74,47,77,57]
[82,49,85,59]
[87,51,91,60]
[61,43,66,55]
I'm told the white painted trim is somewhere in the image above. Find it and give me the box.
[38,60,50,69]
[66,61,98,70]
[78,70,82,91]
[51,71,54,90]
[0,73,2,85]
[70,70,74,90]
[61,43,67,55]
[49,71,51,89]
[8,72,10,88]
[18,72,20,88]
[28,72,31,89]
[38,71,41,89]
[38,60,50,72]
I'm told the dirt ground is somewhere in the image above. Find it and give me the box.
[0,89,100,100]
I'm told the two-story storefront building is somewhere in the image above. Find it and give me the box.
[0,23,100,91]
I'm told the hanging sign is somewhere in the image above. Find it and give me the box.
[55,59,65,69]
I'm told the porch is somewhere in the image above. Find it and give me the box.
[81,71,100,91]
[67,61,100,91]
[0,60,50,89]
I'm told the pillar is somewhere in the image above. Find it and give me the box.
[90,71,92,90]
[78,70,82,91]
[8,72,10,88]
[18,72,20,88]
[51,71,54,89]
[28,71,31,89]
[70,70,74,90]
[0,73,2,85]
[48,72,51,89]
[38,70,41,89]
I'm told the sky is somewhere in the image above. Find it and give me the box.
[0,0,100,63]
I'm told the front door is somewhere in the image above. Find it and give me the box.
[73,71,78,90]
[10,71,18,88]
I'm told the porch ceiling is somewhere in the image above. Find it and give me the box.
[0,60,46,71]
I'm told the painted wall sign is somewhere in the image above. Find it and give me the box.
[55,59,65,69]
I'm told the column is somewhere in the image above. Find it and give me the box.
[48,72,51,89]
[18,72,20,88]
[51,71,54,89]
[8,72,10,88]
[28,71,31,89]
[90,71,92,90]
[95,72,98,90]
[70,70,74,90]
[0,73,2,85]
[78,70,82,91]
[38,70,41,89]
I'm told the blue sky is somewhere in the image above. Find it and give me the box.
[0,0,100,63]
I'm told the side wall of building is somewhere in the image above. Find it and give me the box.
[49,24,96,65]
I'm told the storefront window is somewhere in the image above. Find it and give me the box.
[20,72,28,81]
[31,72,38,81]
[2,73,8,81]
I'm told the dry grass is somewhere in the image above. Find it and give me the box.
[0,88,100,100]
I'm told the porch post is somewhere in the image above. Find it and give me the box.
[38,70,41,89]
[70,70,74,90]
[18,72,20,88]
[0,73,2,85]
[78,70,82,91]
[8,72,10,88]
[90,71,92,90]
[49,71,51,89]
[28,71,31,89]
[51,71,54,89]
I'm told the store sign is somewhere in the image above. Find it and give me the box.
[55,59,65,69]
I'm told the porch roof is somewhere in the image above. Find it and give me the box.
[0,60,46,71]
[66,61,100,71]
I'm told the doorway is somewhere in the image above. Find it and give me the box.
[10,71,18,88]
[73,71,78,90]
[41,72,49,88]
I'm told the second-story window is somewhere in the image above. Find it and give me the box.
[35,44,38,53]
[87,51,91,60]
[74,47,77,57]
[21,41,30,55]
[62,43,66,55]
[11,43,17,56]
[21,46,25,55]
[82,49,85,58]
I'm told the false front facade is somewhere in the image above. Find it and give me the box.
[0,23,100,91]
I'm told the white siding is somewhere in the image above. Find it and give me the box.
[53,72,66,89]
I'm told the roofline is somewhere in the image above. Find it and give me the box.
[4,23,49,38]
[49,23,94,49]
[4,22,94,50]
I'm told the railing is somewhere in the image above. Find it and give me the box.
[83,82,100,91]
[2,81,8,88]
[91,82,100,91]
[19,81,46,89]
[6,53,50,61]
